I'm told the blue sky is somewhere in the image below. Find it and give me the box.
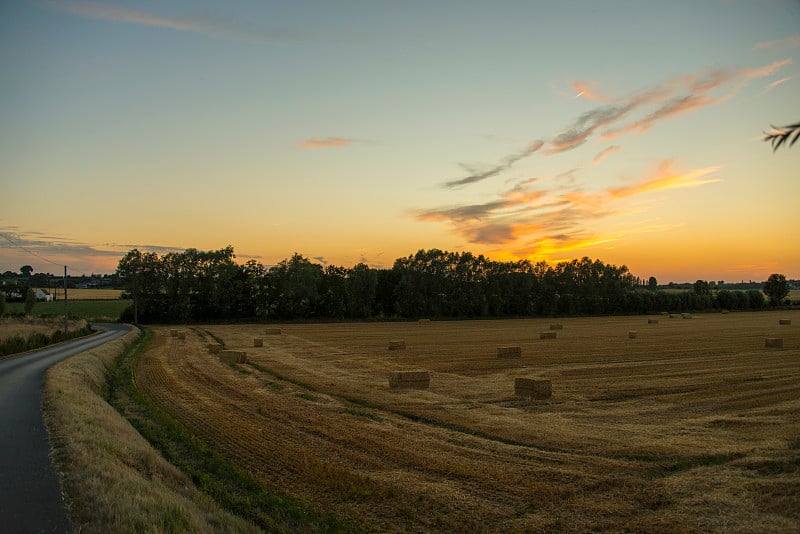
[1,1,798,281]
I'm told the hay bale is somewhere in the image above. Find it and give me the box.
[660,311,670,317]
[253,338,264,347]
[514,378,552,400]
[208,343,222,354]
[389,370,430,389]
[388,340,406,350]
[219,350,248,364]
[265,328,282,335]
[647,319,659,324]
[497,346,522,358]
[540,331,557,340]
[418,319,431,325]
[681,313,692,319]
[720,309,730,314]
[177,331,186,340]
[669,314,678,319]
[765,338,783,348]
[628,331,638,339]
[779,319,791,326]
[169,329,178,337]
[549,323,563,330]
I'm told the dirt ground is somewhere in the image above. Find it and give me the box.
[137,311,800,532]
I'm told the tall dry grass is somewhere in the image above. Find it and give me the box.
[42,328,258,533]
[0,316,86,341]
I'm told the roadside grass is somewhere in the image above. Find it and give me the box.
[108,329,350,533]
[0,317,92,359]
[43,328,258,533]
[5,300,131,322]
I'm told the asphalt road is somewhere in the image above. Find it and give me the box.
[0,323,132,533]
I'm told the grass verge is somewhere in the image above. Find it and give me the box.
[107,329,350,533]
[0,318,93,359]
[43,327,258,533]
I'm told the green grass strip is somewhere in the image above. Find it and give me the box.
[106,329,353,533]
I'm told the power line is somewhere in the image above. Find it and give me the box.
[0,232,72,270]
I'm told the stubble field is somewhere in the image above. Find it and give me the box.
[137,311,800,532]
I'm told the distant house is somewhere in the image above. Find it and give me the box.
[35,288,52,302]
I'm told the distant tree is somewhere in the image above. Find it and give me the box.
[715,289,735,310]
[347,263,378,318]
[0,292,5,317]
[20,265,33,277]
[763,273,789,306]
[648,276,658,291]
[693,280,710,295]
[29,273,50,288]
[747,289,765,309]
[764,121,800,151]
[24,287,36,314]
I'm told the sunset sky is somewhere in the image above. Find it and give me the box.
[1,1,798,283]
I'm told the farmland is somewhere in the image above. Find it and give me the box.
[4,299,130,321]
[137,312,800,532]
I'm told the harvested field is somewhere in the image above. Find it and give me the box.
[35,288,124,300]
[137,312,800,532]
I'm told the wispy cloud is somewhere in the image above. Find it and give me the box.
[418,160,721,257]
[443,59,790,188]
[592,145,621,165]
[443,141,543,188]
[571,81,613,103]
[761,76,792,94]
[46,0,305,43]
[754,35,800,50]
[608,161,722,199]
[297,137,353,150]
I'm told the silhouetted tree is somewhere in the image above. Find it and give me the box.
[764,122,800,151]
[24,288,36,315]
[20,265,33,277]
[648,276,658,291]
[694,280,711,295]
[347,263,377,318]
[763,273,789,306]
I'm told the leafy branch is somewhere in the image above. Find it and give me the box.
[764,121,800,151]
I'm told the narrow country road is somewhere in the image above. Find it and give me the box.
[0,323,132,533]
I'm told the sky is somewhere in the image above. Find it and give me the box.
[1,0,798,283]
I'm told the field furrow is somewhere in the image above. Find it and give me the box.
[135,312,800,532]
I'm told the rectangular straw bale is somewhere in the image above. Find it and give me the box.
[418,319,431,324]
[253,338,264,347]
[388,340,406,350]
[648,319,659,324]
[169,329,178,337]
[177,331,186,340]
[514,378,552,400]
[208,343,222,354]
[389,370,430,389]
[720,309,730,314]
[628,331,638,339]
[549,324,563,330]
[540,331,557,340]
[660,311,669,317]
[681,313,692,319]
[219,350,248,364]
[497,346,522,358]
[265,328,282,335]
[779,319,792,325]
[765,338,783,348]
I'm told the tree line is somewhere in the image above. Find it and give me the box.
[114,247,783,323]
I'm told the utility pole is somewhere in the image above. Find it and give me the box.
[63,265,68,335]
[133,271,138,325]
